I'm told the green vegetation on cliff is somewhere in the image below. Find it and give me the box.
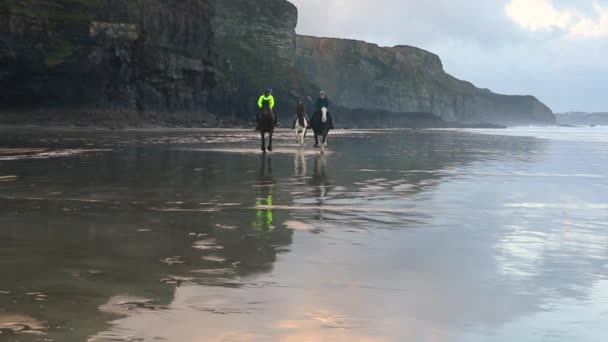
[44,37,75,66]
[2,0,103,21]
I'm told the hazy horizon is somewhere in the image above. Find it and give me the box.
[291,0,607,113]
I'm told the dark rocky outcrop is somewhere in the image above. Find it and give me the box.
[0,0,217,127]
[296,35,555,126]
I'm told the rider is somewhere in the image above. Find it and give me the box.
[315,90,334,129]
[292,98,310,129]
[256,88,279,127]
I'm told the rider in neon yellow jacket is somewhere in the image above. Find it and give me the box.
[256,89,279,127]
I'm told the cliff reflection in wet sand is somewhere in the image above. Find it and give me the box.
[0,128,606,341]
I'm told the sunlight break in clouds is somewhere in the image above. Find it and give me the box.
[569,2,608,37]
[505,0,572,30]
[506,0,608,37]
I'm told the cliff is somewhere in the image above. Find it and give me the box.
[296,35,555,125]
[0,0,217,126]
[0,0,555,128]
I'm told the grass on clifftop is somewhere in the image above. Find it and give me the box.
[4,0,104,21]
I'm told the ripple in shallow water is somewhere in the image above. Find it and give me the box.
[0,175,17,182]
[193,239,224,251]
[285,220,316,232]
[98,295,167,316]
[505,202,608,209]
[0,148,111,160]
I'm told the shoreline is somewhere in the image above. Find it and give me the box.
[0,125,511,132]
[0,122,513,132]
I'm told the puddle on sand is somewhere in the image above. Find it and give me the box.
[202,255,228,263]
[0,315,47,336]
[160,257,185,265]
[189,147,333,155]
[190,268,236,277]
[98,295,167,316]
[0,148,111,160]
[0,148,48,154]
[192,239,224,251]
[285,220,316,232]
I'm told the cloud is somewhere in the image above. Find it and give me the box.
[505,0,608,37]
[569,1,608,37]
[505,0,573,30]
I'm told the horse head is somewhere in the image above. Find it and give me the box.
[321,107,328,123]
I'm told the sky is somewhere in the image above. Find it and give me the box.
[290,0,607,113]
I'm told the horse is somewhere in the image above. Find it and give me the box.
[310,107,332,154]
[257,100,275,153]
[294,111,309,146]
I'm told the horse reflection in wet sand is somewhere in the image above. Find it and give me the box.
[310,107,332,154]
[257,100,275,153]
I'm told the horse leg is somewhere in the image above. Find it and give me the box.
[320,132,328,154]
[261,131,266,153]
[268,130,273,152]
[314,134,319,148]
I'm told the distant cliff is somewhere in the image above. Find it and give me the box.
[555,112,608,126]
[296,35,555,125]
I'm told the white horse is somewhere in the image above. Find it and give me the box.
[294,112,309,146]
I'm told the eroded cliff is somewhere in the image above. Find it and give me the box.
[296,35,555,125]
[0,0,217,126]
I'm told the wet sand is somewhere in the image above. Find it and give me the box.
[0,127,606,341]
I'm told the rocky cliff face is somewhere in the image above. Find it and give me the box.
[213,0,297,65]
[208,0,319,124]
[0,0,217,126]
[296,35,555,125]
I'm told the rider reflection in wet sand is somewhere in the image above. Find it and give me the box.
[254,156,275,232]
[255,195,274,231]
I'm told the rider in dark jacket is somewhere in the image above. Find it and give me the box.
[292,99,310,129]
[314,90,334,129]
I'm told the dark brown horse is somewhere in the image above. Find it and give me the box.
[257,100,275,153]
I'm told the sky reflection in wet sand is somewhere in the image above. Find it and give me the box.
[0,127,606,341]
